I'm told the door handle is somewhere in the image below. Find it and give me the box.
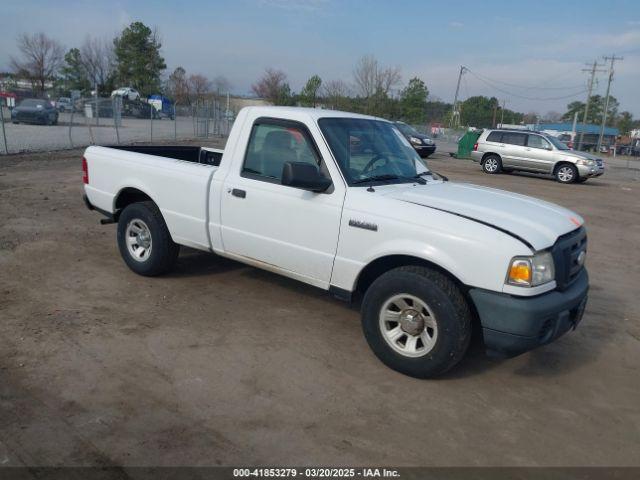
[231,188,246,199]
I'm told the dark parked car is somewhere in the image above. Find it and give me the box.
[394,121,436,158]
[11,99,59,125]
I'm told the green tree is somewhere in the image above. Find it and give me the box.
[460,96,499,128]
[616,111,634,135]
[299,75,322,107]
[60,48,91,92]
[113,22,166,95]
[422,99,452,124]
[562,96,619,126]
[399,77,428,124]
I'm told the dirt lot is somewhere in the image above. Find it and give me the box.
[0,145,639,468]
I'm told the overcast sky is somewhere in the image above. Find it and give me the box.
[2,0,639,116]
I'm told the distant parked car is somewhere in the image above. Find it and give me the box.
[472,128,604,183]
[56,97,72,112]
[11,99,59,125]
[393,121,436,158]
[123,99,160,119]
[111,87,140,101]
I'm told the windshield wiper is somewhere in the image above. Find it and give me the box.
[414,171,448,182]
[352,174,403,185]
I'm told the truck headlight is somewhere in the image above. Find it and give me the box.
[410,136,422,145]
[507,251,555,287]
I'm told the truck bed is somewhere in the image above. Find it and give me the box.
[107,145,223,166]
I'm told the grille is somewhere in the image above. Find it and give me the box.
[551,227,587,291]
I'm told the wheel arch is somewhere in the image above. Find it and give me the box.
[481,152,501,163]
[113,187,156,217]
[354,254,467,298]
[552,160,576,174]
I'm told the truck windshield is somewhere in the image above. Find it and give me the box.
[319,118,429,185]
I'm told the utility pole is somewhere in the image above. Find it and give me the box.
[578,60,605,150]
[451,66,466,128]
[492,101,498,128]
[597,54,623,151]
[500,99,506,126]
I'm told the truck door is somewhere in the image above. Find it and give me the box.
[220,117,344,288]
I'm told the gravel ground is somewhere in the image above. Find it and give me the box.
[0,144,639,468]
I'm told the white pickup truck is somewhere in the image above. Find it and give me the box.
[83,106,589,378]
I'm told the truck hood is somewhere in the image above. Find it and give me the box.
[382,182,582,251]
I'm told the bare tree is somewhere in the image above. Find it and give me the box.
[544,110,562,122]
[10,32,64,94]
[80,36,115,93]
[353,55,378,99]
[322,79,349,110]
[252,68,288,105]
[377,65,402,96]
[212,75,231,96]
[353,55,402,99]
[188,74,211,101]
[167,67,191,104]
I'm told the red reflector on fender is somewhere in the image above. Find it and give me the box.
[82,156,89,184]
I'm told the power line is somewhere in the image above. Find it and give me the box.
[465,69,588,101]
[468,68,585,91]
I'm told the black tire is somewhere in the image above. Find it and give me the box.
[117,201,179,276]
[482,154,502,174]
[554,163,578,184]
[361,266,472,378]
[577,177,588,183]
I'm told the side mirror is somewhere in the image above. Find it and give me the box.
[282,161,332,192]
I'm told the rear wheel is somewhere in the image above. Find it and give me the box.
[117,201,179,276]
[361,266,472,378]
[555,164,578,183]
[482,154,502,174]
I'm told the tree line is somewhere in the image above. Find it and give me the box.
[4,24,638,133]
[6,22,228,105]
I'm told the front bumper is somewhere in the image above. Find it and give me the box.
[413,144,436,157]
[469,269,589,357]
[577,163,605,178]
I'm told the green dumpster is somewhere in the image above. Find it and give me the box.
[456,130,482,159]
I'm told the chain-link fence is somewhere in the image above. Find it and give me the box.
[0,96,236,155]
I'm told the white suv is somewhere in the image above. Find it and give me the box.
[110,87,140,101]
[471,129,605,183]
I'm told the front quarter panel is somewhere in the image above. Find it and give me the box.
[330,188,534,294]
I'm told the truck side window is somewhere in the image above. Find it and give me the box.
[243,122,321,182]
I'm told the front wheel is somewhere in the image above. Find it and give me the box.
[361,266,472,378]
[555,164,578,183]
[117,201,179,276]
[482,155,502,174]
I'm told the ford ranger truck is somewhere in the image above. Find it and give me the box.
[82,106,589,378]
